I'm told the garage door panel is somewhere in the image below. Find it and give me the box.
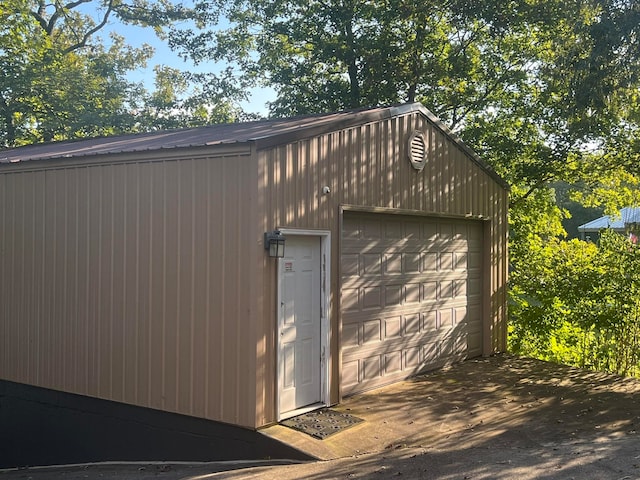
[440,251,455,271]
[439,308,454,327]
[341,287,360,312]
[343,322,360,348]
[384,220,404,239]
[341,332,471,395]
[404,313,420,335]
[422,222,438,241]
[421,341,441,364]
[405,347,421,369]
[405,283,421,304]
[348,217,428,242]
[384,315,403,339]
[362,286,383,309]
[422,252,438,271]
[364,356,384,380]
[438,222,455,241]
[455,306,469,324]
[363,253,382,274]
[342,349,464,395]
[467,323,482,337]
[342,239,471,252]
[440,280,456,299]
[456,279,467,297]
[342,249,473,273]
[354,219,381,240]
[422,281,438,301]
[342,311,462,351]
[342,273,469,289]
[341,322,471,357]
[384,254,403,274]
[468,278,483,296]
[404,253,421,273]
[422,309,438,330]
[363,319,382,344]
[341,361,359,388]
[384,284,403,306]
[342,300,473,326]
[341,212,484,396]
[385,351,403,375]
[342,279,470,297]
[341,254,360,276]
[454,252,468,271]
[468,251,483,270]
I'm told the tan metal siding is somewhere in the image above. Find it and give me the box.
[0,153,260,428]
[257,111,508,424]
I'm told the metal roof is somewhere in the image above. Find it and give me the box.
[0,109,364,164]
[1,104,419,164]
[0,103,508,188]
[578,207,640,232]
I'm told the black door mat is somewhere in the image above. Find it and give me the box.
[281,408,364,439]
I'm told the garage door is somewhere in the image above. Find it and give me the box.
[340,212,483,395]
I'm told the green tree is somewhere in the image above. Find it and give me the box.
[130,65,249,130]
[0,0,240,147]
[510,229,640,377]
[1,0,150,145]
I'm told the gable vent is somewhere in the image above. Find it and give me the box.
[408,130,427,171]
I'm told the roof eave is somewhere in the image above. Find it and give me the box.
[0,143,253,172]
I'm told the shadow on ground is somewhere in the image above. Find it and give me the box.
[218,355,640,479]
[4,355,640,479]
[349,354,640,448]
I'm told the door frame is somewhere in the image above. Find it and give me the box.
[276,228,331,421]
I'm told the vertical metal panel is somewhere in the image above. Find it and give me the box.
[0,151,259,428]
[257,110,508,424]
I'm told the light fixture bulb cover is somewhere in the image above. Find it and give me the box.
[264,230,286,257]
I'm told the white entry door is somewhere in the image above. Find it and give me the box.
[278,235,322,417]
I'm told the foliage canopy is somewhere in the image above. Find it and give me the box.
[0,0,243,147]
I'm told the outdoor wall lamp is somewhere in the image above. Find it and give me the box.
[264,230,286,258]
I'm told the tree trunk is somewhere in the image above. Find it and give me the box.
[0,96,17,147]
[343,8,361,108]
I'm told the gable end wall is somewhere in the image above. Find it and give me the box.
[255,111,507,426]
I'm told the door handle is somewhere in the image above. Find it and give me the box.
[280,302,284,337]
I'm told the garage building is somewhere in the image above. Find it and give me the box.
[0,103,508,434]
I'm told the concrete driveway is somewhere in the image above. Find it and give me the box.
[237,354,640,479]
[3,355,640,479]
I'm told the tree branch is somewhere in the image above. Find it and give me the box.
[61,0,115,55]
[54,0,94,30]
[509,175,555,208]
[29,1,49,32]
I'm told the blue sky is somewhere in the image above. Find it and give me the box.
[93,8,274,116]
